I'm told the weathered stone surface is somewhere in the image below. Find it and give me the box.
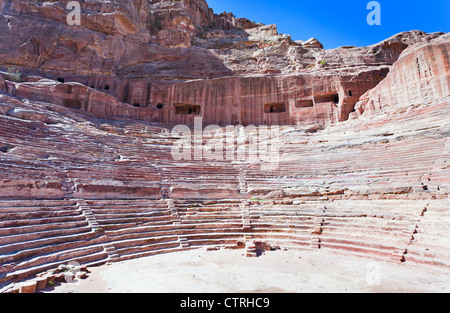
[19,280,36,293]
[35,277,48,291]
[353,33,450,118]
[301,38,324,49]
[0,0,449,289]
[0,1,444,127]
[75,271,87,279]
[54,273,66,283]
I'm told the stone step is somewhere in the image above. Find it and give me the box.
[188,238,240,247]
[0,220,89,237]
[115,241,182,257]
[0,246,108,285]
[116,246,190,263]
[0,215,87,229]
[0,210,84,221]
[0,225,92,246]
[0,232,106,264]
[319,240,396,259]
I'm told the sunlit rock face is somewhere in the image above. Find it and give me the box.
[0,0,449,290]
[0,0,445,126]
[353,33,450,119]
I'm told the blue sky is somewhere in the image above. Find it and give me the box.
[207,0,450,49]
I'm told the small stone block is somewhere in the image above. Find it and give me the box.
[55,273,66,282]
[19,281,37,293]
[35,277,48,290]
[75,271,87,279]
[45,274,56,284]
[64,272,75,282]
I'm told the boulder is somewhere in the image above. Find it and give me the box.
[302,38,324,49]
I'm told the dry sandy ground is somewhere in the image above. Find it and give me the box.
[42,248,449,293]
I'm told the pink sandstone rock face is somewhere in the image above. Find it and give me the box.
[0,0,444,127]
[0,0,449,290]
[353,33,450,118]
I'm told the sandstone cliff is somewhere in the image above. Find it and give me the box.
[0,0,446,127]
[0,0,449,289]
[353,33,450,118]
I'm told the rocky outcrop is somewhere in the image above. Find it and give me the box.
[0,1,446,128]
[353,33,450,118]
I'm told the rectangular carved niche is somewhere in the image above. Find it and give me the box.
[314,93,339,104]
[264,102,286,113]
[63,99,82,109]
[295,99,314,108]
[174,103,201,115]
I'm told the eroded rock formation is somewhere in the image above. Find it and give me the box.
[0,0,445,127]
[0,0,449,291]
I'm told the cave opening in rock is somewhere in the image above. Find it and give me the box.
[264,102,286,113]
[334,94,340,103]
[104,85,110,91]
[156,103,164,109]
[133,103,141,108]
[348,90,353,97]
[57,78,65,83]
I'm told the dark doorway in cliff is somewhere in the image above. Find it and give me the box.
[334,94,340,104]
[63,99,82,110]
[174,103,201,115]
[264,102,286,113]
[104,85,110,91]
[57,78,65,83]
[133,103,141,108]
[348,90,353,97]
[156,103,163,109]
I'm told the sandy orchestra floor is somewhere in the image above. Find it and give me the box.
[40,248,450,293]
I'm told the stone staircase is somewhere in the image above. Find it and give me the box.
[310,205,327,249]
[178,236,190,248]
[241,201,252,231]
[103,244,120,263]
[61,177,76,199]
[77,200,102,233]
[244,236,257,258]
[390,206,427,263]
[238,167,248,195]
